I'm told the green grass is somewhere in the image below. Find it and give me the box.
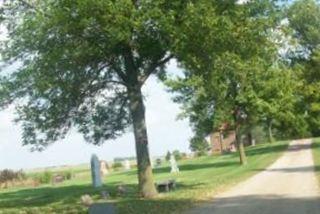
[0,142,289,214]
[312,138,320,184]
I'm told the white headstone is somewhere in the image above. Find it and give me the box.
[170,154,179,173]
[91,154,102,188]
[100,161,109,176]
[150,158,154,169]
[124,160,131,170]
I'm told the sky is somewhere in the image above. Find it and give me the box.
[0,60,194,170]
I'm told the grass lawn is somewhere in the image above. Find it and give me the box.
[0,142,289,214]
[312,138,320,184]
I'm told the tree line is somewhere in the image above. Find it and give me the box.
[0,0,319,197]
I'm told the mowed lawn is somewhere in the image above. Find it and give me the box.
[312,138,320,185]
[0,142,289,214]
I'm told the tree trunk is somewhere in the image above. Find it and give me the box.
[247,132,253,146]
[234,110,247,165]
[128,85,157,198]
[268,119,274,143]
[219,131,224,154]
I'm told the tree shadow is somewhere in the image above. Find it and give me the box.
[0,181,204,211]
[188,195,320,214]
[253,165,320,173]
[122,161,239,177]
[247,140,320,157]
[245,144,289,157]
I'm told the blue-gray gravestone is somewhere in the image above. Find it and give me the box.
[89,203,116,214]
[91,154,102,188]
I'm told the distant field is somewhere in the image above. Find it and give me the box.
[0,142,289,214]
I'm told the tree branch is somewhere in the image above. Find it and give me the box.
[18,0,46,16]
[139,54,174,85]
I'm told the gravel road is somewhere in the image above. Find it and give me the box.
[186,139,320,214]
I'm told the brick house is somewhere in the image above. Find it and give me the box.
[209,130,236,153]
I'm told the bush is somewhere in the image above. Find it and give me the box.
[0,169,18,183]
[181,153,187,159]
[190,136,210,156]
[63,171,73,180]
[251,126,267,144]
[37,171,53,184]
[172,150,182,160]
[112,162,123,170]
[165,151,171,161]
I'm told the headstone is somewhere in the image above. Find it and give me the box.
[252,139,256,146]
[100,190,110,199]
[155,158,162,168]
[91,154,102,188]
[100,161,109,176]
[124,160,131,170]
[230,144,237,152]
[150,158,154,169]
[52,175,64,185]
[81,194,93,207]
[89,203,116,214]
[117,184,127,196]
[170,154,179,173]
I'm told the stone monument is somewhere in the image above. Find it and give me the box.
[155,158,162,168]
[100,160,109,176]
[91,154,102,188]
[124,160,131,170]
[170,154,179,173]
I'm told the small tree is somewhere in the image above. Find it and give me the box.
[172,150,182,161]
[165,151,171,162]
[189,136,210,156]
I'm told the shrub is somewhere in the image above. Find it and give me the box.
[0,169,18,183]
[112,162,123,170]
[0,169,27,188]
[37,171,53,184]
[190,136,210,156]
[172,150,182,160]
[181,153,187,159]
[165,151,171,161]
[251,126,267,144]
[63,171,73,180]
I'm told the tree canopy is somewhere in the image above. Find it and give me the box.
[0,0,194,197]
[287,0,320,136]
[1,0,320,197]
[167,0,294,164]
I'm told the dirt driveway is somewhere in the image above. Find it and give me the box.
[186,139,320,214]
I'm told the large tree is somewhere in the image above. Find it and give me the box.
[287,0,320,137]
[167,0,283,165]
[0,0,194,197]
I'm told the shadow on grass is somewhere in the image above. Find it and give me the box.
[188,195,320,214]
[0,181,204,210]
[0,142,295,213]
[247,141,320,157]
[122,143,290,177]
[245,143,289,157]
[253,165,320,173]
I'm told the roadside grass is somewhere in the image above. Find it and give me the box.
[311,138,320,184]
[0,141,289,214]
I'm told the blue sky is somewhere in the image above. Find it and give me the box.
[0,60,193,170]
